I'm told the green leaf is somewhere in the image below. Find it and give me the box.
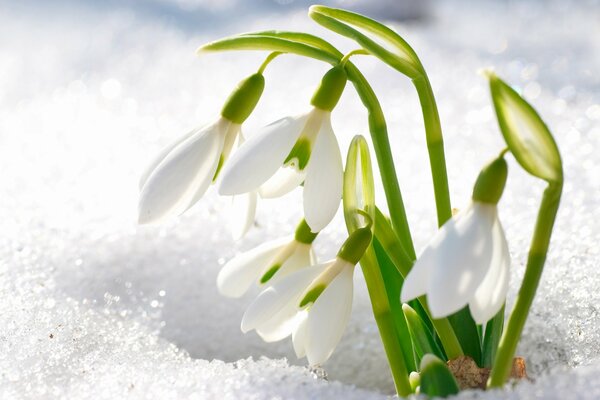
[197,34,339,65]
[448,307,482,366]
[343,136,376,233]
[309,5,422,78]
[403,304,446,365]
[373,239,417,373]
[488,72,563,183]
[419,354,460,398]
[482,305,505,368]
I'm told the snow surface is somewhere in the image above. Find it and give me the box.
[1,0,600,398]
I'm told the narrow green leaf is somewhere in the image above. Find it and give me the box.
[240,30,343,57]
[343,136,376,233]
[488,72,563,183]
[448,307,482,366]
[373,238,417,373]
[419,354,460,398]
[197,34,339,65]
[482,305,505,368]
[403,304,446,365]
[309,5,422,78]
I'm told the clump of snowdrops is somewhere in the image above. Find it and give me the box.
[137,5,563,397]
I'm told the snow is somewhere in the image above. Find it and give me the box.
[1,0,599,398]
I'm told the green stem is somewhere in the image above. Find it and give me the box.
[374,208,463,359]
[412,75,453,226]
[360,248,412,396]
[345,62,417,258]
[257,51,282,74]
[488,180,562,387]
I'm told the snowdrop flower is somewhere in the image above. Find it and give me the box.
[217,219,318,298]
[401,156,510,324]
[218,65,348,233]
[241,227,372,365]
[138,73,265,224]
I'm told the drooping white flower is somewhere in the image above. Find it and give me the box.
[241,257,355,364]
[138,72,265,226]
[138,117,240,224]
[218,107,343,233]
[240,226,371,365]
[401,156,510,324]
[217,219,319,298]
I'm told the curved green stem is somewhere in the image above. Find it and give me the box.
[344,62,416,258]
[488,180,563,387]
[309,6,453,227]
[257,51,283,74]
[412,75,452,226]
[198,35,339,64]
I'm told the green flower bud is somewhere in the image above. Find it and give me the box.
[337,226,372,264]
[221,73,265,124]
[472,156,508,204]
[310,65,347,111]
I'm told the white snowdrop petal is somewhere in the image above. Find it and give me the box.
[241,265,323,333]
[259,166,306,198]
[183,121,239,213]
[469,217,511,324]
[303,116,343,232]
[305,265,354,366]
[139,126,201,190]
[400,243,437,303]
[138,122,224,224]
[270,243,314,284]
[256,304,305,342]
[218,114,309,195]
[217,237,289,298]
[292,312,309,358]
[229,191,257,241]
[427,203,497,318]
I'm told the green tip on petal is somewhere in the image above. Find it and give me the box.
[259,264,281,284]
[488,72,562,183]
[221,73,265,124]
[299,284,326,308]
[284,138,312,170]
[472,156,508,204]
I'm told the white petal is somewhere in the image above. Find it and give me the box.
[292,312,309,358]
[241,264,323,333]
[400,243,436,303]
[229,191,258,241]
[218,114,308,195]
[256,304,305,343]
[427,203,497,318]
[305,265,354,366]
[182,120,238,213]
[259,166,306,198]
[139,127,200,190]
[138,121,224,224]
[469,216,511,324]
[303,115,343,232]
[270,243,314,284]
[217,237,289,298]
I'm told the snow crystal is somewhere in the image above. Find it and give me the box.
[1,0,599,398]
